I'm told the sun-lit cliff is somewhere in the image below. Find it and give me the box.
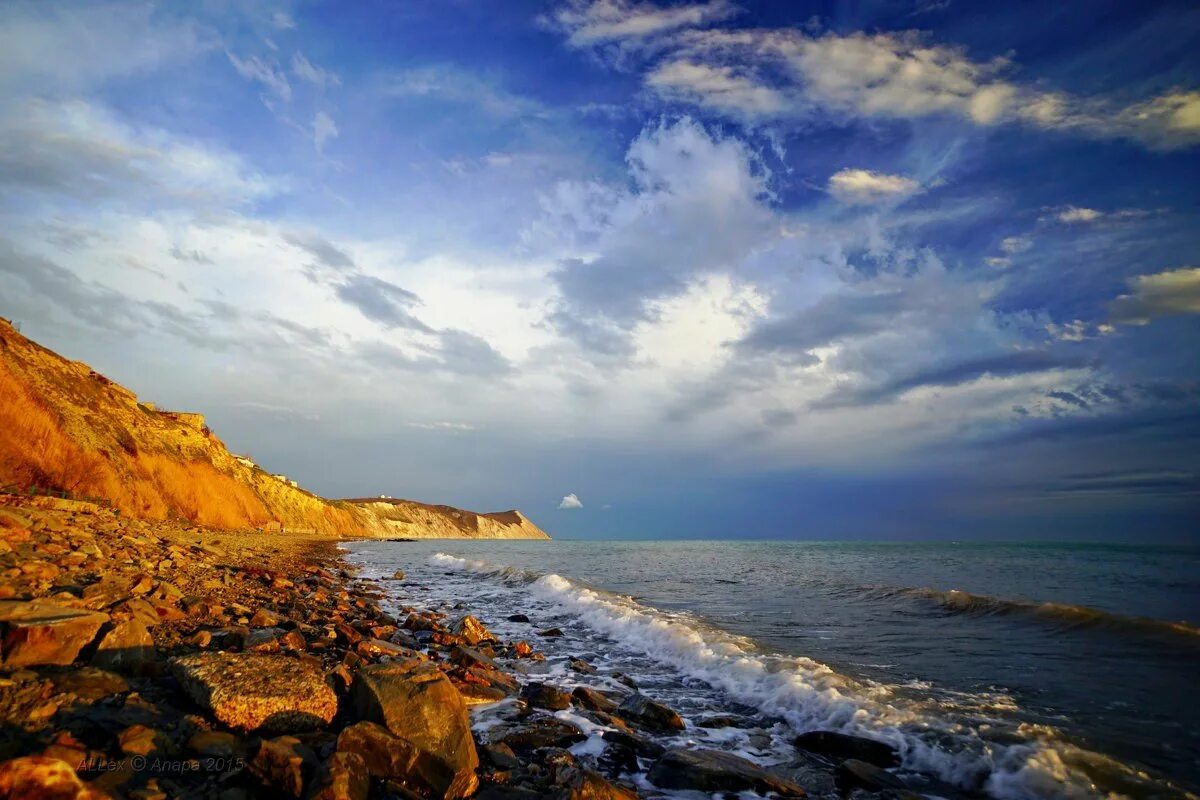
[0,318,548,539]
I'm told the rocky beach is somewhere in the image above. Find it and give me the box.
[0,493,909,800]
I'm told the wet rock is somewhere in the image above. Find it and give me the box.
[355,637,417,660]
[617,693,685,732]
[568,658,596,674]
[337,721,476,800]
[521,682,572,711]
[249,735,317,798]
[351,660,479,797]
[506,614,530,623]
[0,756,105,800]
[572,686,618,714]
[600,729,664,759]
[90,619,155,674]
[309,751,369,800]
[450,645,497,671]
[499,718,588,754]
[482,742,520,771]
[118,724,164,757]
[391,569,406,581]
[0,601,109,667]
[452,614,494,646]
[834,758,908,794]
[649,748,807,797]
[793,730,899,768]
[171,652,338,732]
[537,627,564,638]
[559,768,639,800]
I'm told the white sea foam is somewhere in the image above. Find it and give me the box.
[428,552,1178,800]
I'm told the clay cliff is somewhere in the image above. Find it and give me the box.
[0,318,549,539]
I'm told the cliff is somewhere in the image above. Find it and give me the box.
[0,318,549,539]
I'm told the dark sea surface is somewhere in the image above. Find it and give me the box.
[345,539,1200,799]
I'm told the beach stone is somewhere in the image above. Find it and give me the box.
[506,614,529,623]
[499,718,587,754]
[350,660,479,797]
[450,644,497,671]
[572,687,618,714]
[118,724,164,757]
[452,614,493,645]
[521,682,572,711]
[391,569,406,581]
[793,730,899,768]
[481,743,520,771]
[310,751,368,800]
[171,652,337,732]
[90,619,155,674]
[249,735,317,799]
[617,693,685,732]
[834,758,908,793]
[337,721,476,800]
[0,756,106,800]
[0,601,109,667]
[648,748,807,797]
[559,768,639,800]
[49,667,128,700]
[187,730,245,759]
[537,627,564,638]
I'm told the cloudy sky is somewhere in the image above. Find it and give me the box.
[2,1,1198,540]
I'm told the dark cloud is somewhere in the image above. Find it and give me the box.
[335,273,432,332]
[1044,469,1200,498]
[358,330,511,378]
[284,232,355,272]
[169,245,214,264]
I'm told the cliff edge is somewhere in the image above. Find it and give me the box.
[0,318,549,539]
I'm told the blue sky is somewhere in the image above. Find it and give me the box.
[1,1,1197,540]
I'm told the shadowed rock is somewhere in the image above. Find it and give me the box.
[90,619,154,674]
[338,721,476,800]
[0,756,107,799]
[617,693,685,731]
[171,652,337,732]
[648,748,807,797]
[793,730,899,768]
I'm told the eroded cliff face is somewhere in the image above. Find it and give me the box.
[0,319,548,539]
[346,499,550,540]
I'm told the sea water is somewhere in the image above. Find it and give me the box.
[344,539,1200,799]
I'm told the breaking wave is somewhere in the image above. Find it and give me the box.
[430,553,1190,800]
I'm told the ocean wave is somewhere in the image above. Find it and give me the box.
[430,553,1188,800]
[866,585,1200,642]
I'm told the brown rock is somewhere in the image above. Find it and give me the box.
[118,724,164,757]
[0,756,106,800]
[0,601,109,668]
[338,721,476,799]
[618,693,685,732]
[90,620,154,674]
[249,735,317,799]
[351,660,479,798]
[521,682,571,711]
[571,686,618,714]
[498,718,587,754]
[186,730,245,759]
[309,751,368,800]
[452,615,494,645]
[171,652,337,732]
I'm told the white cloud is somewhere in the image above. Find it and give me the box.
[272,11,297,30]
[556,14,1200,149]
[227,51,292,101]
[1000,235,1032,254]
[0,98,279,206]
[292,52,341,89]
[405,421,477,431]
[558,492,584,509]
[1045,320,1114,342]
[1110,267,1200,325]
[1054,206,1103,224]
[313,111,339,152]
[828,168,921,205]
[552,0,737,46]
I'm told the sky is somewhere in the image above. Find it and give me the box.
[1,1,1198,541]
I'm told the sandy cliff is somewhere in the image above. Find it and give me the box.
[0,318,549,539]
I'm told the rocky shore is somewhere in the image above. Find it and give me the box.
[0,494,914,800]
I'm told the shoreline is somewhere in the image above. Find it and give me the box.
[0,495,872,800]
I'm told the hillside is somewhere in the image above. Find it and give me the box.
[0,318,549,539]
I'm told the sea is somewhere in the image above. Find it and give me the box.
[343,539,1200,800]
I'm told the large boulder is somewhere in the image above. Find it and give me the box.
[834,758,909,794]
[793,730,899,768]
[648,748,807,798]
[351,659,478,798]
[171,652,337,732]
[310,751,369,800]
[0,601,109,668]
[451,615,494,646]
[617,693,685,732]
[338,721,475,800]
